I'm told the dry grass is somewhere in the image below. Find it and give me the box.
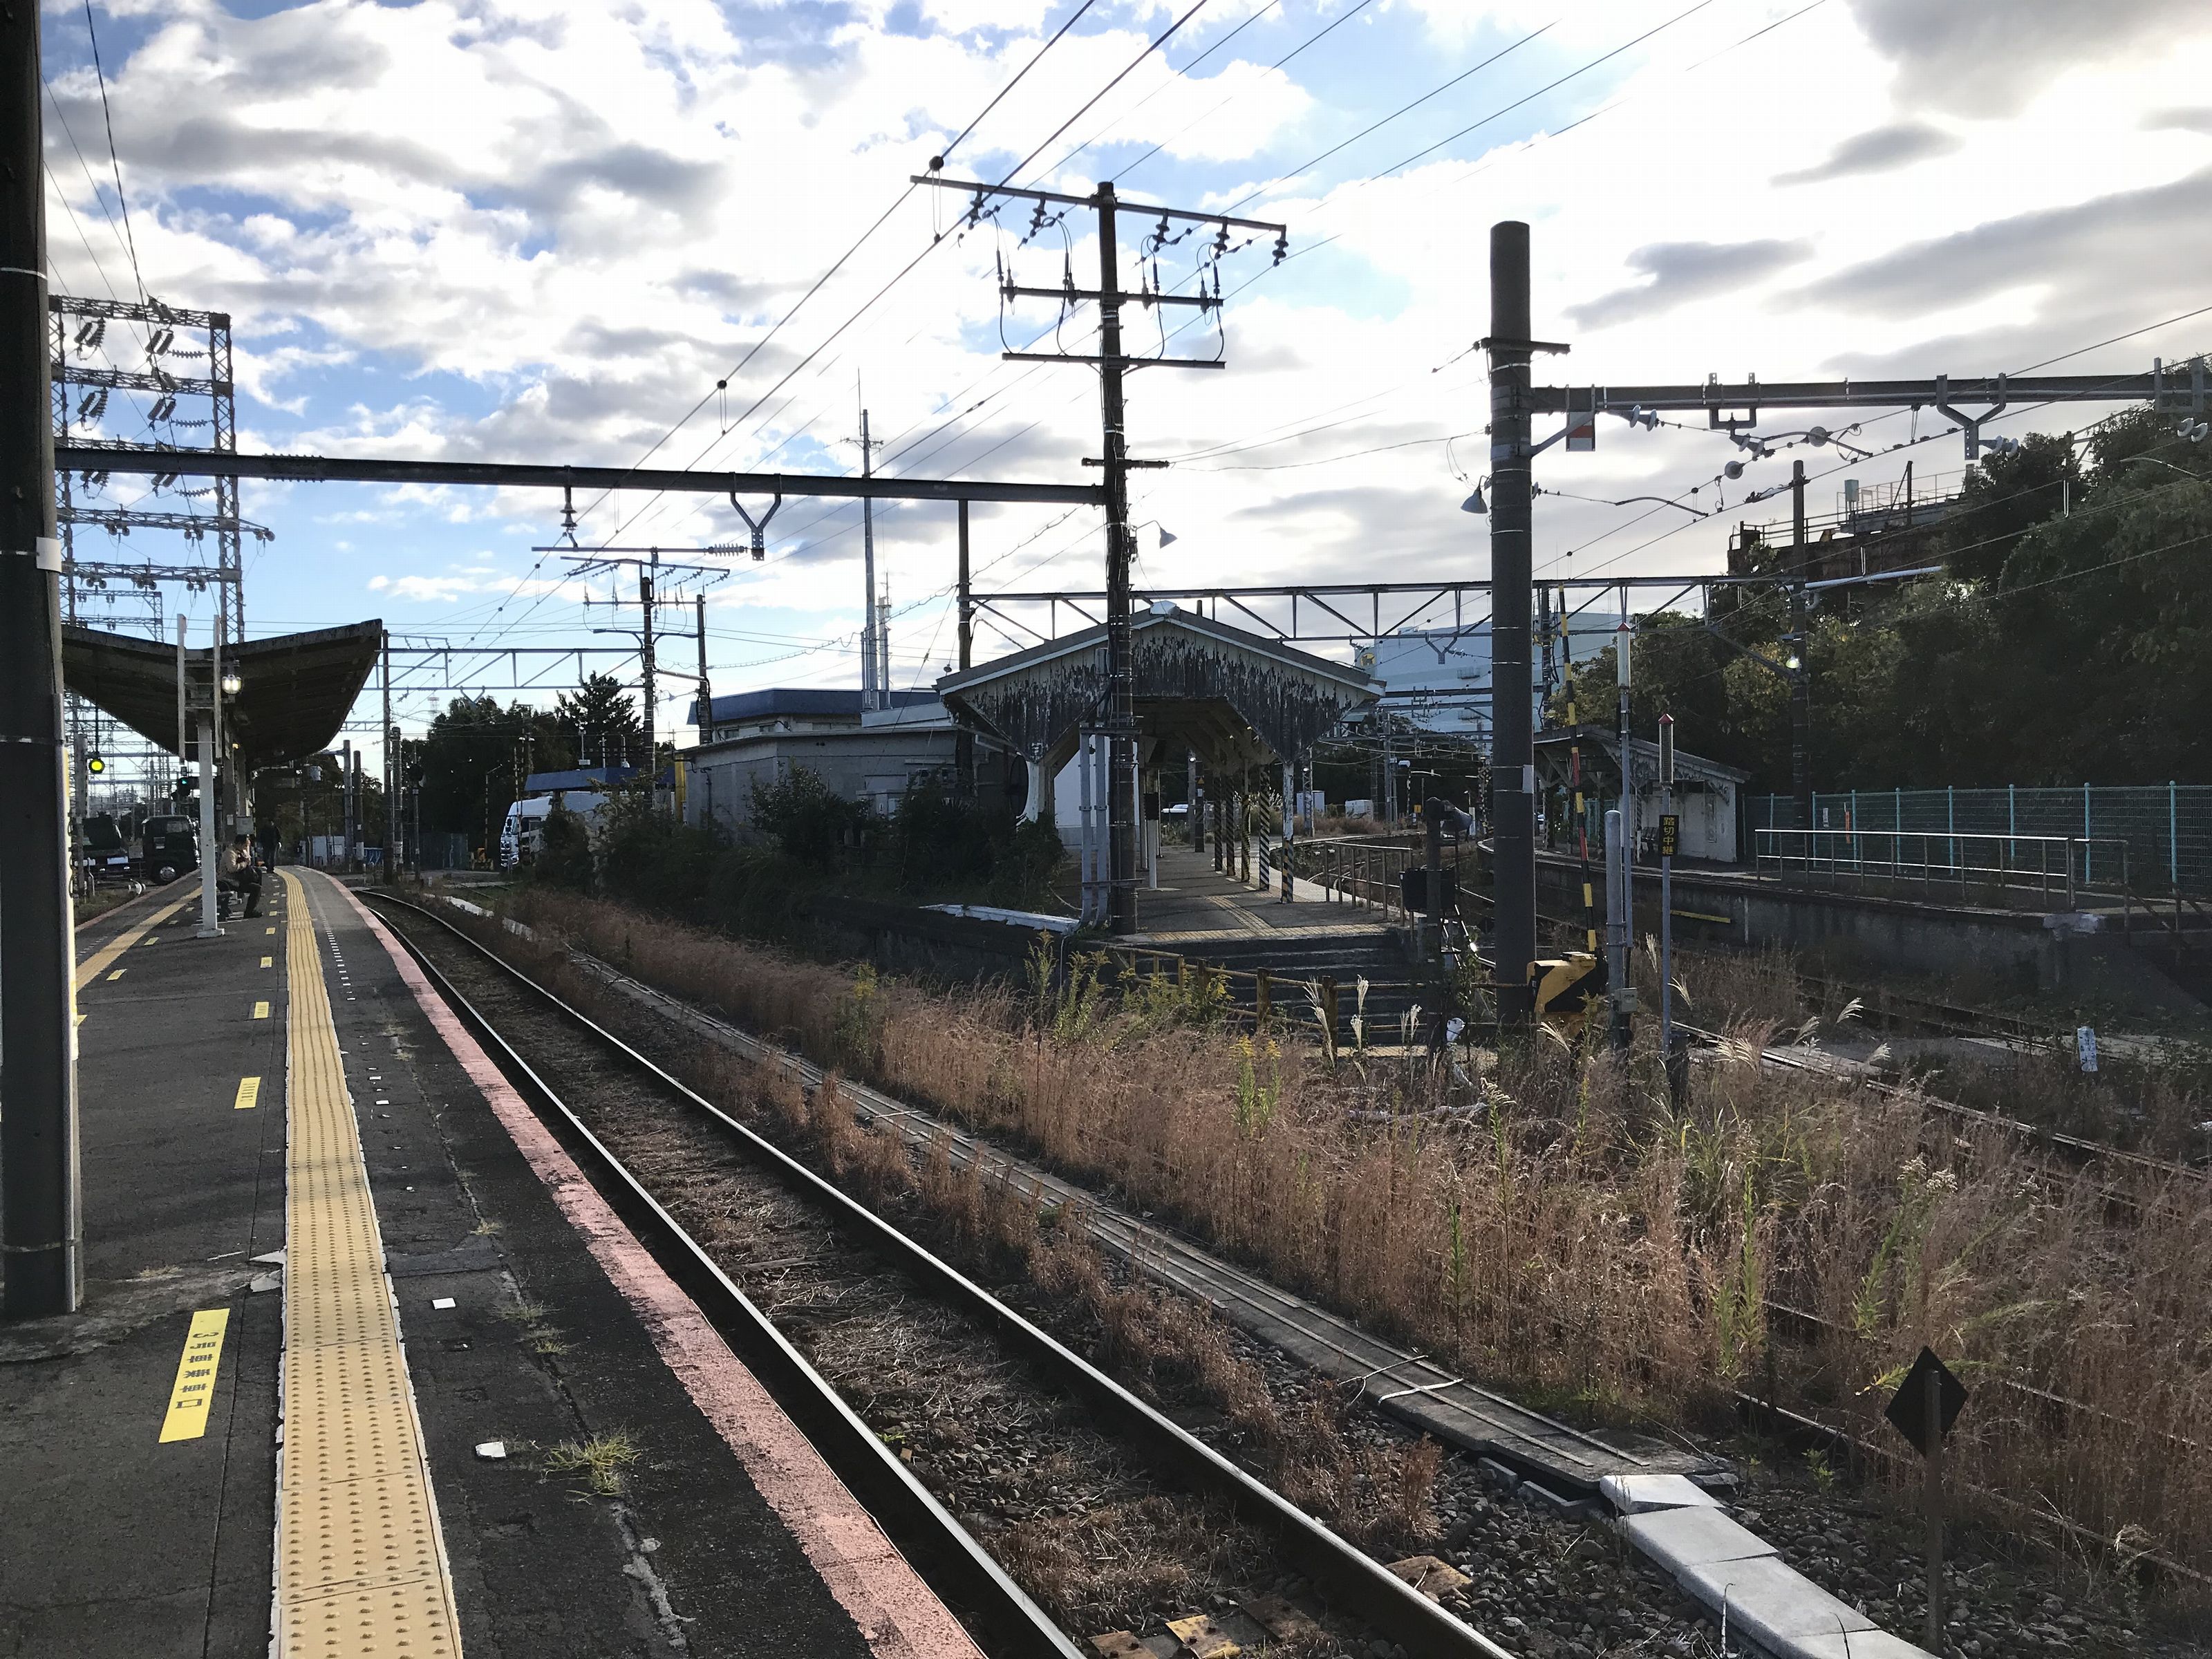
[495,890,2212,1587]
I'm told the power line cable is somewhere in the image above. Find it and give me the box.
[936,0,1103,168]
[1031,0,1282,182]
[81,1,144,301]
[1220,17,1556,214]
[1001,0,1213,187]
[1112,0,1376,185]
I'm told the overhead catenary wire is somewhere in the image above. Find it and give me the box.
[80,0,144,301]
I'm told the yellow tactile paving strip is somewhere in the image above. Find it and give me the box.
[276,870,463,1658]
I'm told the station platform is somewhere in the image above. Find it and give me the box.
[1,868,977,1658]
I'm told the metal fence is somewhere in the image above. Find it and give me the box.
[1754,785,2212,896]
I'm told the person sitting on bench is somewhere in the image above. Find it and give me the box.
[217,834,263,919]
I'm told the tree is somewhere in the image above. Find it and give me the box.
[534,796,596,891]
[556,673,644,771]
[415,695,575,846]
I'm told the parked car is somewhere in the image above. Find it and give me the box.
[140,814,199,883]
[498,789,612,868]
[80,814,134,883]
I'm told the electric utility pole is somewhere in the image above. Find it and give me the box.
[1488,222,1539,1027]
[639,566,655,794]
[695,592,711,747]
[857,407,883,709]
[382,630,398,873]
[1788,459,1811,830]
[1,0,82,1318]
[917,171,1286,935]
[570,549,722,809]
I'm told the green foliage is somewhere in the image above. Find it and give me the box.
[554,673,644,769]
[593,784,720,910]
[416,693,577,845]
[749,765,872,870]
[830,963,885,1074]
[1233,1035,1282,1138]
[1551,411,2212,791]
[1027,935,1114,1043]
[533,797,595,892]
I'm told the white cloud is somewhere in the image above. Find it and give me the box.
[37,0,2212,694]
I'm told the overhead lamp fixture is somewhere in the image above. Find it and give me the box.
[1158,525,1177,547]
[1723,460,1745,480]
[221,669,243,695]
[1784,653,1802,671]
[1461,482,1488,514]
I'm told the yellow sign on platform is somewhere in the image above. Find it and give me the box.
[160,1309,231,1442]
[252,1001,270,1020]
[235,1076,261,1111]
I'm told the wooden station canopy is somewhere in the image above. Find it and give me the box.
[938,604,1378,778]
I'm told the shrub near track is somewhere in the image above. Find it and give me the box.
[500,889,2212,1591]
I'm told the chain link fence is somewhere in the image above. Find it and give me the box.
[1754,785,2212,895]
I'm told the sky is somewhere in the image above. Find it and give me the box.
[38,0,2212,778]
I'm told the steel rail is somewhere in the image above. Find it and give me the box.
[363,891,1514,1659]
[1675,1018,2203,1185]
[362,894,1078,1659]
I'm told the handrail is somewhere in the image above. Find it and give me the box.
[1753,826,2136,916]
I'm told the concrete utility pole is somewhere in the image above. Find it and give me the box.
[914,171,1284,935]
[860,406,879,710]
[175,615,188,790]
[1488,221,1537,1027]
[382,629,397,872]
[639,562,656,800]
[1612,619,1634,1052]
[1789,458,1812,830]
[198,620,223,935]
[1094,183,1140,935]
[1,0,84,1318]
[955,500,975,794]
[341,738,355,873]
[695,592,711,749]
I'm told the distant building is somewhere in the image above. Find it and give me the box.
[1534,726,1750,863]
[681,688,1009,835]
[1356,620,1624,738]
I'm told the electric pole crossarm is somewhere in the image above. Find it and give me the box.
[61,510,271,538]
[64,561,239,586]
[913,174,1286,236]
[1528,372,2191,415]
[53,446,1107,507]
[50,365,229,397]
[1002,353,1226,370]
[1000,283,1219,308]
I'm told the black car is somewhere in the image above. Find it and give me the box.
[81,814,135,882]
[140,814,199,883]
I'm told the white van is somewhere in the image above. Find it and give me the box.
[498,790,611,868]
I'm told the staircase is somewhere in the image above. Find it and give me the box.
[1131,927,1443,1047]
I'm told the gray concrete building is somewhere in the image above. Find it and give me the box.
[682,688,1012,835]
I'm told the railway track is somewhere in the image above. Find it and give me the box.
[1679,1018,2206,1186]
[364,892,1515,1659]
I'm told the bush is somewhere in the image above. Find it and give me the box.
[751,766,872,870]
[532,798,595,892]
